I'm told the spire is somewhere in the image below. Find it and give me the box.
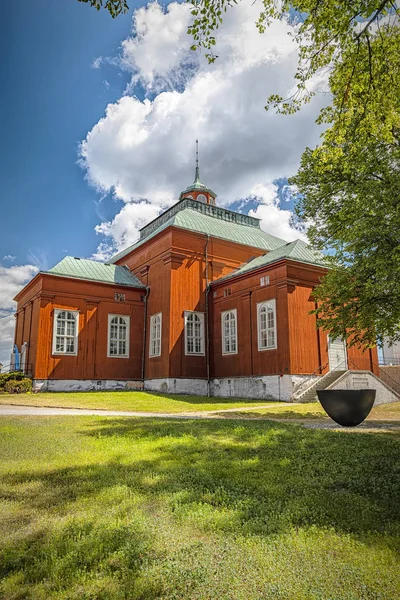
[194,139,200,183]
[179,138,217,204]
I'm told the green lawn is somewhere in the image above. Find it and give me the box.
[228,401,400,422]
[1,416,399,599]
[0,390,271,413]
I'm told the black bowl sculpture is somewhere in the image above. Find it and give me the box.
[317,389,376,427]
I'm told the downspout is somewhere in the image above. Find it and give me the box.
[205,235,211,397]
[26,301,34,376]
[141,286,150,387]
[249,291,254,376]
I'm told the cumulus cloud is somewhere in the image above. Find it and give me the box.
[0,264,39,366]
[81,1,326,255]
[248,182,308,242]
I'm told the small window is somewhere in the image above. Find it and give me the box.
[52,310,79,355]
[223,288,232,297]
[257,300,277,350]
[114,292,126,302]
[149,313,162,357]
[184,311,205,355]
[260,276,270,287]
[108,314,130,358]
[197,194,207,203]
[222,309,238,355]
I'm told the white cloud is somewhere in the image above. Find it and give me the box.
[0,264,39,366]
[121,1,197,92]
[92,57,102,69]
[81,1,326,255]
[2,255,16,262]
[248,182,308,242]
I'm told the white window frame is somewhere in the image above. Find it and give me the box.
[221,309,238,355]
[149,313,162,358]
[257,300,277,351]
[52,309,79,356]
[107,314,130,358]
[184,311,205,356]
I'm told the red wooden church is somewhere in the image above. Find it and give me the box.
[13,153,379,401]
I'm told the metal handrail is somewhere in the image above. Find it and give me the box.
[294,359,348,399]
[292,360,330,394]
[0,365,33,378]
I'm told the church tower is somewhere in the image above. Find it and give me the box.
[179,140,217,205]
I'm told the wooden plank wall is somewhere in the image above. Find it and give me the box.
[17,275,145,381]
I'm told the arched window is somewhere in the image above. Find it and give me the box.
[197,194,207,203]
[257,300,277,350]
[108,314,130,358]
[149,313,162,357]
[52,309,79,355]
[222,309,237,354]
[184,311,205,355]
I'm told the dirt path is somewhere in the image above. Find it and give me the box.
[1,403,399,432]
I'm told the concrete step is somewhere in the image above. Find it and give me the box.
[294,370,346,403]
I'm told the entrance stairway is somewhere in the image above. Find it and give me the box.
[293,370,347,403]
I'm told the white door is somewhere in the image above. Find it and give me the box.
[328,337,347,370]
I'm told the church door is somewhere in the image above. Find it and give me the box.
[328,337,347,371]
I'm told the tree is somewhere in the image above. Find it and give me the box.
[77,0,128,18]
[190,1,400,347]
[293,25,400,348]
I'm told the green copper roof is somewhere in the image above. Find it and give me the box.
[44,256,145,288]
[215,239,327,283]
[108,199,286,264]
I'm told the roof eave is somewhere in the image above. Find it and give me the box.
[41,271,146,289]
[211,256,328,287]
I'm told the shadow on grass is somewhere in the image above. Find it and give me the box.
[4,419,399,537]
[214,410,326,420]
[1,419,400,598]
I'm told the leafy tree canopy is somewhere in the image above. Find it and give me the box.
[293,25,400,348]
[77,0,128,18]
[190,1,400,348]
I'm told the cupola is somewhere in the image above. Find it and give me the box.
[179,140,217,205]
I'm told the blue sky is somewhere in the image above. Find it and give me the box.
[0,0,140,269]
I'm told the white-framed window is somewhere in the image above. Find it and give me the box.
[197,194,207,203]
[149,313,162,357]
[184,311,205,355]
[222,309,238,355]
[107,314,130,358]
[257,300,277,351]
[260,276,270,287]
[52,309,79,355]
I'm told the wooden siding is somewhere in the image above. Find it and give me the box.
[16,274,144,381]
[14,223,378,384]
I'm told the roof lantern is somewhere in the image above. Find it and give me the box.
[179,139,217,205]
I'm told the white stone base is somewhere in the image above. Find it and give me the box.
[144,378,208,396]
[33,379,143,392]
[329,371,400,405]
[210,375,294,402]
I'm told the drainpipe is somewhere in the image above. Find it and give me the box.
[249,290,254,376]
[205,235,211,397]
[141,286,150,387]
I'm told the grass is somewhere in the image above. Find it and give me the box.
[1,416,399,599]
[0,390,272,413]
[229,401,400,422]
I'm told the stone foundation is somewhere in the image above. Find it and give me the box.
[144,378,208,396]
[210,375,295,402]
[33,379,144,392]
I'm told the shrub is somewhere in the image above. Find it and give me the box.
[3,378,32,394]
[0,371,26,390]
